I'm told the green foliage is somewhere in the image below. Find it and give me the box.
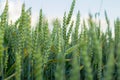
[0,0,120,80]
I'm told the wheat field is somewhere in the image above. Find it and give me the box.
[0,0,120,80]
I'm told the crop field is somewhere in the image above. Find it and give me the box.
[0,0,120,80]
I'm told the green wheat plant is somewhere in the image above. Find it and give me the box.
[0,0,120,80]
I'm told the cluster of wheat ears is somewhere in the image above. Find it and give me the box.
[0,0,120,80]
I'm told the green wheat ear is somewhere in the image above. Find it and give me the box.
[104,41,114,80]
[0,0,8,79]
[62,12,67,44]
[1,0,8,28]
[74,11,80,43]
[66,0,76,25]
[80,28,93,80]
[15,52,21,80]
[34,50,43,80]
[37,9,43,46]
[70,47,80,80]
[55,23,65,80]
[104,11,110,26]
[87,14,101,80]
[66,21,74,44]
